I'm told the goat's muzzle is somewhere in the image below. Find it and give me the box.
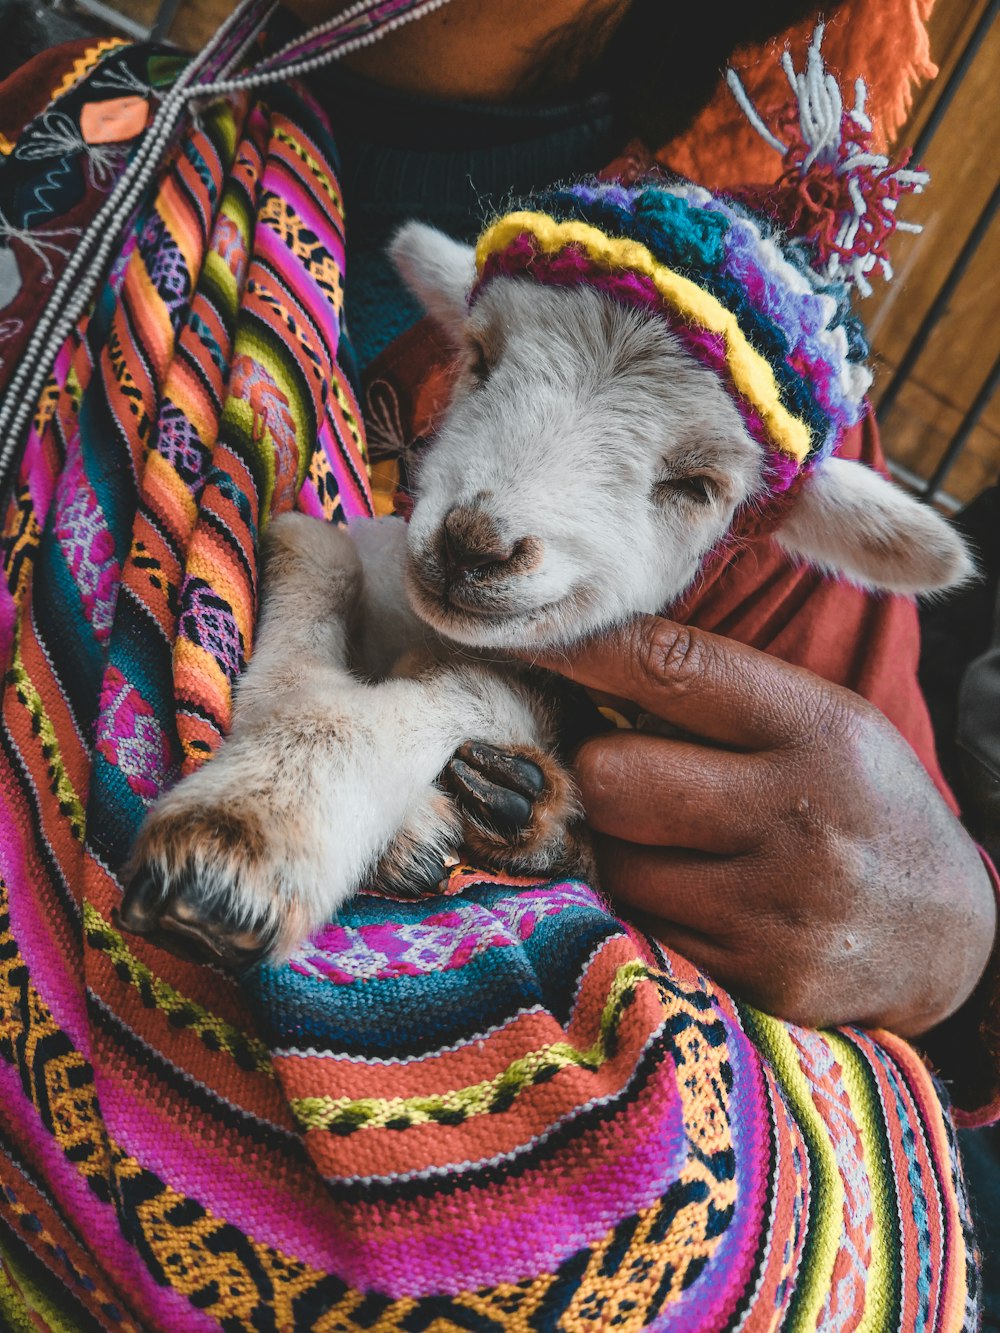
[437,505,543,604]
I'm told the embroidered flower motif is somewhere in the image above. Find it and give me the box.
[90,63,152,98]
[53,451,119,643]
[211,214,249,287]
[140,210,191,311]
[229,355,299,509]
[157,403,209,486]
[14,110,126,191]
[292,884,596,983]
[178,577,245,680]
[95,667,171,803]
[0,207,81,285]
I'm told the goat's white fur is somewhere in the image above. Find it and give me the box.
[387,223,473,338]
[124,220,974,963]
[774,455,975,593]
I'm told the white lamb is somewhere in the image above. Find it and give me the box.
[118,221,973,967]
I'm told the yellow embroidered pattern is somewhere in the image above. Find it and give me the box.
[51,39,129,104]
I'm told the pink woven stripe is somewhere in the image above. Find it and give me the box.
[271,141,346,255]
[262,171,347,303]
[0,580,13,672]
[250,202,372,520]
[674,984,779,1329]
[294,474,327,518]
[318,396,373,518]
[310,1051,688,1295]
[0,1057,219,1332]
[0,785,90,1054]
[254,226,336,378]
[16,336,77,530]
[94,1066,352,1272]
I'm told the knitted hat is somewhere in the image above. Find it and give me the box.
[472,27,926,497]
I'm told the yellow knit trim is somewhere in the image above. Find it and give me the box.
[293,960,653,1132]
[52,38,128,104]
[476,212,812,464]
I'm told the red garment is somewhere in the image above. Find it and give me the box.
[676,411,956,807]
[658,0,937,191]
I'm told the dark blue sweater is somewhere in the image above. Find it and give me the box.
[308,66,617,368]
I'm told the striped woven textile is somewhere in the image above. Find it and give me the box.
[0,31,982,1333]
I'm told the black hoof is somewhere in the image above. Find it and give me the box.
[117,868,271,971]
[370,837,456,898]
[446,742,545,835]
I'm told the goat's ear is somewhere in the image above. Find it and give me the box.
[774,456,975,595]
[389,222,474,341]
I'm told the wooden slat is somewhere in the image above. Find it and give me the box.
[85,0,232,46]
[892,0,994,148]
[865,0,1000,500]
[874,361,1000,498]
[163,0,235,50]
[866,8,1000,380]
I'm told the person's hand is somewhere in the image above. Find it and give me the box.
[528,615,997,1035]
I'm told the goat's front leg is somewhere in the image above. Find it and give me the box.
[347,515,596,887]
[442,739,594,883]
[119,515,579,967]
[119,513,384,965]
[357,659,591,895]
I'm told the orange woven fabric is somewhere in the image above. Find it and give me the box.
[659,0,936,187]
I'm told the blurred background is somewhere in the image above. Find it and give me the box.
[1,0,998,511]
[863,0,999,511]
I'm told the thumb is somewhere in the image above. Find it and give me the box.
[523,615,833,749]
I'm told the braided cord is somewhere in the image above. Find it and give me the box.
[184,0,455,99]
[0,0,452,497]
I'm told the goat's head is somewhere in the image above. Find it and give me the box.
[392,221,973,651]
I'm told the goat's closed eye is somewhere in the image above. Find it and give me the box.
[468,340,491,386]
[653,473,717,505]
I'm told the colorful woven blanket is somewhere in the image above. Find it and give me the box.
[0,14,982,1332]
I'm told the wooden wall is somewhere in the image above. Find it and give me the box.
[122,0,228,49]
[93,0,1000,505]
[864,0,1000,505]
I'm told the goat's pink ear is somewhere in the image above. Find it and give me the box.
[389,222,475,340]
[774,456,975,595]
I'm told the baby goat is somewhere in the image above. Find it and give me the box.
[119,218,973,968]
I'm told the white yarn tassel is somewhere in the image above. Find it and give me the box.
[726,23,930,297]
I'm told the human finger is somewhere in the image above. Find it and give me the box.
[529,615,852,750]
[626,904,812,1021]
[573,731,762,853]
[595,839,822,1018]
[592,834,755,935]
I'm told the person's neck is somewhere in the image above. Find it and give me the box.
[284,0,631,102]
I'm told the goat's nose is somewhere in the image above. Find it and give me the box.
[441,505,514,577]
